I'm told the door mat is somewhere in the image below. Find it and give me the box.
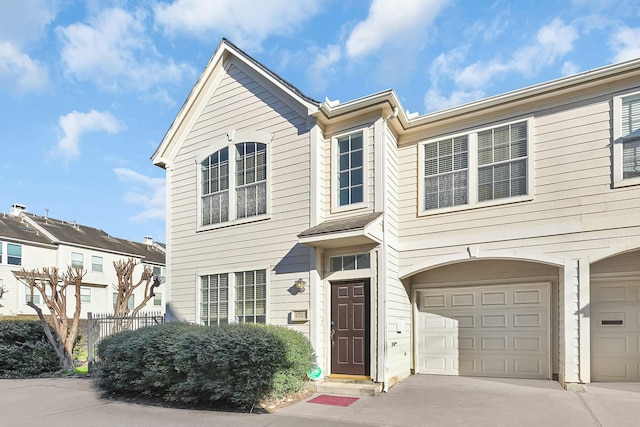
[308,394,359,407]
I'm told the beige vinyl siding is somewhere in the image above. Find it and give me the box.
[167,60,312,331]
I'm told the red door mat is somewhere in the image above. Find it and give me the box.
[308,394,359,407]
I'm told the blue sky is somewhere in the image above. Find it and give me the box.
[1,0,639,244]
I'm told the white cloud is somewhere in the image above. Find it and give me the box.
[345,0,450,58]
[55,110,122,159]
[0,0,57,46]
[610,26,640,63]
[424,88,486,113]
[114,168,166,223]
[58,7,193,94]
[306,44,342,93]
[154,0,322,50]
[561,61,580,76]
[0,41,48,93]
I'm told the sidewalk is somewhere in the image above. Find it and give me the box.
[2,375,640,426]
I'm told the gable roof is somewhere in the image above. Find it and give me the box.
[0,214,53,246]
[152,38,320,168]
[23,213,165,265]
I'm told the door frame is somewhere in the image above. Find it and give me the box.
[329,279,371,377]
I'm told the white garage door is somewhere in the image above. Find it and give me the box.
[417,283,550,379]
[591,280,640,381]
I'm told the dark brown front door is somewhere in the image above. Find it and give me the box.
[331,281,370,376]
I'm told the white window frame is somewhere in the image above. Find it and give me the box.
[71,252,83,268]
[7,243,22,266]
[613,90,640,188]
[418,117,534,216]
[197,267,269,325]
[196,130,273,231]
[80,287,91,303]
[91,256,103,272]
[332,128,368,213]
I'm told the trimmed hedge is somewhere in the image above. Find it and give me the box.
[95,322,314,410]
[0,320,59,378]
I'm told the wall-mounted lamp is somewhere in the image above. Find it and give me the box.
[294,278,306,293]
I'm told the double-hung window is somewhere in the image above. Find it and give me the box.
[201,141,267,227]
[7,244,22,265]
[421,119,530,213]
[200,269,267,326]
[614,92,640,185]
[71,252,83,268]
[337,131,364,207]
[91,256,103,272]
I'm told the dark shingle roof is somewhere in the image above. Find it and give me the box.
[23,213,165,264]
[298,212,383,238]
[0,215,52,245]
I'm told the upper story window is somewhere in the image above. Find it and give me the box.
[7,243,22,265]
[613,92,640,186]
[337,132,364,207]
[420,119,531,214]
[71,252,83,268]
[0,243,3,263]
[91,256,103,272]
[200,141,268,227]
[80,287,91,303]
[329,253,370,272]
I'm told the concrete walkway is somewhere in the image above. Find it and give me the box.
[2,375,639,426]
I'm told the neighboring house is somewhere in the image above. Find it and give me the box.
[0,204,166,318]
[152,38,640,391]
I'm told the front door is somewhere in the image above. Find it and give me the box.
[331,280,370,376]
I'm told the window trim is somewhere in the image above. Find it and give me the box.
[332,128,369,213]
[613,90,640,188]
[71,252,84,269]
[91,255,103,272]
[418,117,534,216]
[196,130,273,231]
[7,243,22,266]
[197,267,269,326]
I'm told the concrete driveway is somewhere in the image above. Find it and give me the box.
[2,375,639,426]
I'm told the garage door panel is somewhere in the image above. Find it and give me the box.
[417,283,550,379]
[591,280,640,381]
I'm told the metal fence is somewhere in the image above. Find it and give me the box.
[87,311,165,367]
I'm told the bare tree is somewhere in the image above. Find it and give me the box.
[112,258,162,331]
[13,266,85,370]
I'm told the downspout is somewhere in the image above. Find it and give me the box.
[381,107,398,392]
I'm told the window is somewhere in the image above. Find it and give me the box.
[91,256,103,272]
[329,253,370,272]
[201,274,229,326]
[7,244,22,265]
[71,252,83,268]
[80,287,91,303]
[235,270,266,324]
[622,94,640,179]
[0,242,3,263]
[421,119,530,213]
[201,142,267,226]
[154,292,162,306]
[200,269,267,325]
[337,132,364,207]
[113,293,134,310]
[424,137,468,209]
[477,122,528,201]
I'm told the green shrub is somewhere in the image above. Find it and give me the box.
[95,322,290,410]
[258,324,316,397]
[0,320,59,377]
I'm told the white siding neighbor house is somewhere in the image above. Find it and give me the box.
[0,204,166,318]
[153,39,640,391]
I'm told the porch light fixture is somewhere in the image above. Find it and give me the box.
[295,278,306,293]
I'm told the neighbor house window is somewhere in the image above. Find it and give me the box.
[329,253,371,272]
[7,244,22,265]
[91,256,103,272]
[421,119,530,213]
[0,242,3,263]
[201,274,229,326]
[80,287,91,303]
[235,270,266,324]
[201,142,268,226]
[154,292,162,306]
[71,252,83,268]
[113,292,134,310]
[337,131,364,207]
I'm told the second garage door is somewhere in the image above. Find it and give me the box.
[416,283,550,379]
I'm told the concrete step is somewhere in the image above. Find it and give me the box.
[308,380,382,396]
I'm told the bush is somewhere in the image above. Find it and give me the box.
[95,322,297,410]
[0,320,59,378]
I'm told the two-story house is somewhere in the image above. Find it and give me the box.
[0,204,166,318]
[153,39,640,391]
